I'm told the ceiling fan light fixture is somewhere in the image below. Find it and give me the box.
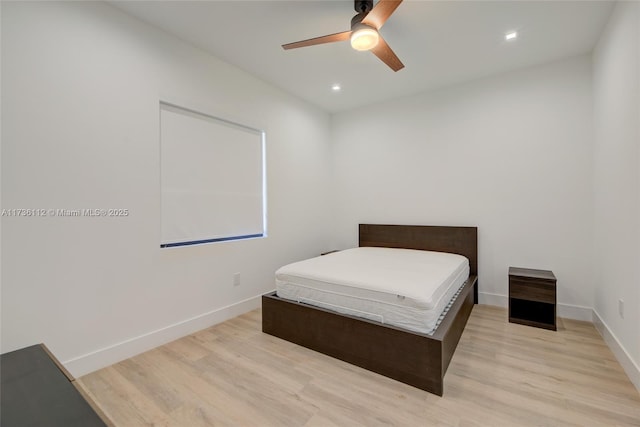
[350,24,379,51]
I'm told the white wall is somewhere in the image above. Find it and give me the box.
[1,1,332,375]
[331,56,595,320]
[592,0,640,388]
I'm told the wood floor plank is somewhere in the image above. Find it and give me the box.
[77,305,640,426]
[79,366,173,427]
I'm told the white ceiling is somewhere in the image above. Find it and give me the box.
[111,0,614,113]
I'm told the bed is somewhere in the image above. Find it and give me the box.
[262,224,478,396]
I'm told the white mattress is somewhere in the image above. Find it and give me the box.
[275,247,470,335]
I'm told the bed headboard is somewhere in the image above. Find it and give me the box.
[359,224,478,276]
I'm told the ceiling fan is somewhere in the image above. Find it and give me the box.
[282,0,405,72]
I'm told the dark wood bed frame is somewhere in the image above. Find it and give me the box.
[262,224,478,396]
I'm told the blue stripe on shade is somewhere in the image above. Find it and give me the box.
[160,234,264,248]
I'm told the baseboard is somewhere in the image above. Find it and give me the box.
[592,310,640,392]
[557,303,593,322]
[478,292,593,321]
[478,291,507,308]
[63,294,262,378]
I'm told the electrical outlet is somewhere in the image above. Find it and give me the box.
[618,299,624,318]
[233,273,241,287]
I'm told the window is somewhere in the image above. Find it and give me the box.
[160,102,266,248]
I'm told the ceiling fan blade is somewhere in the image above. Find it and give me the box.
[282,31,351,50]
[370,36,404,71]
[361,0,403,30]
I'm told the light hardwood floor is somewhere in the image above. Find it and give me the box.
[78,305,640,426]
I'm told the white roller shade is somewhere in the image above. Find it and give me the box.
[160,103,265,247]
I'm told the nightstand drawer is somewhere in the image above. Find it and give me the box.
[510,279,555,303]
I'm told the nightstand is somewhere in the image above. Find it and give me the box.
[508,267,557,331]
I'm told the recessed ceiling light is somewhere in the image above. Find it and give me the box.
[505,31,518,41]
[331,84,341,92]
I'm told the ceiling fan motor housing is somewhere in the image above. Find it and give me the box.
[351,12,367,28]
[354,0,373,14]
